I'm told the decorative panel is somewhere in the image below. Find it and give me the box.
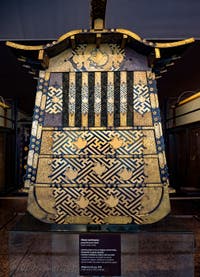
[51,129,144,155]
[47,46,149,73]
[44,73,63,127]
[52,186,144,224]
[44,71,155,128]
[37,157,145,185]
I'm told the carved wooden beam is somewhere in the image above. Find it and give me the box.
[90,0,107,29]
[38,49,49,69]
[70,35,76,50]
[96,33,101,48]
[121,34,128,49]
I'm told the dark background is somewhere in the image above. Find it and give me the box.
[1,0,200,40]
[0,0,200,113]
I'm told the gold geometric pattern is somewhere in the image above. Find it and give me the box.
[52,187,144,224]
[61,71,156,128]
[133,83,151,115]
[72,44,125,71]
[50,157,145,185]
[52,129,144,156]
[46,85,63,114]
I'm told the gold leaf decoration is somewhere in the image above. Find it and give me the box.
[105,195,119,208]
[73,137,87,150]
[65,167,78,180]
[93,162,106,176]
[76,196,89,209]
[118,168,133,181]
[72,44,125,71]
[109,136,124,149]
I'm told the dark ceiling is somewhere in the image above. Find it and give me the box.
[1,0,200,40]
[0,40,200,114]
[0,0,200,114]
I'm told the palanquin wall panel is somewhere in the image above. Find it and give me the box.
[24,44,170,225]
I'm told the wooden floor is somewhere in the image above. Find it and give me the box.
[0,197,200,276]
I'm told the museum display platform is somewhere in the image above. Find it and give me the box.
[9,213,195,277]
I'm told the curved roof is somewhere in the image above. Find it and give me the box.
[6,28,194,52]
[6,0,194,77]
[6,28,194,78]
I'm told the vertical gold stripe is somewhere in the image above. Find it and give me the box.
[81,72,88,127]
[82,114,88,127]
[120,114,127,126]
[44,72,50,81]
[120,71,127,126]
[134,71,147,85]
[94,72,101,127]
[69,114,75,126]
[41,95,46,111]
[154,92,159,108]
[107,72,114,127]
[33,153,39,169]
[69,72,76,127]
[155,48,161,58]
[108,113,113,127]
[38,49,44,60]
[149,93,159,109]
[36,125,42,140]
[95,114,101,127]
[27,150,34,167]
[35,91,42,107]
